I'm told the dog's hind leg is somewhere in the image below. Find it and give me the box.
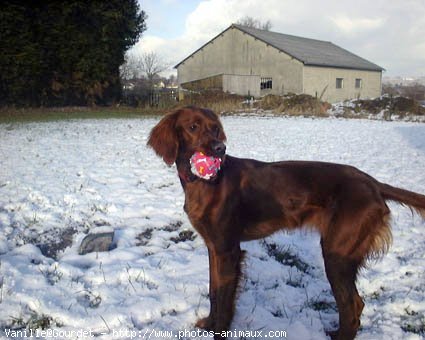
[320,197,390,340]
[320,179,394,339]
[321,245,364,340]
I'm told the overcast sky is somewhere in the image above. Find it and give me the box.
[132,0,425,77]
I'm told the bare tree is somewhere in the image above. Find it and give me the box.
[236,16,272,30]
[164,74,177,88]
[120,54,138,80]
[119,61,130,80]
[138,52,170,87]
[120,51,170,83]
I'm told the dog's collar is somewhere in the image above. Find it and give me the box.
[178,169,198,184]
[177,154,225,186]
[178,166,222,186]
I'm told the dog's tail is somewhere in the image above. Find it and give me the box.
[379,182,425,218]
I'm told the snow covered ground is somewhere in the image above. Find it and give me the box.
[0,116,424,340]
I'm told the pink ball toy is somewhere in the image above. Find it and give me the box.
[190,152,222,180]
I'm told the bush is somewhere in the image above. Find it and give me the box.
[179,90,246,113]
[256,93,330,116]
[354,96,425,116]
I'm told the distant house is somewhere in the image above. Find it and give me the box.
[175,24,384,103]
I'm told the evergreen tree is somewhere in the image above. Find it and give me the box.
[0,1,146,106]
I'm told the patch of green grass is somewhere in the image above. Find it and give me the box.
[10,311,61,330]
[78,290,102,309]
[136,228,154,246]
[161,221,183,232]
[38,265,63,286]
[264,242,310,273]
[271,309,284,318]
[0,106,164,124]
[170,230,196,243]
[310,299,337,312]
[401,307,425,335]
[401,323,425,335]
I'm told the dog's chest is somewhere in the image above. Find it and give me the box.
[184,184,215,221]
[182,182,230,235]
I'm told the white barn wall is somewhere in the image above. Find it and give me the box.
[222,74,261,97]
[303,66,382,102]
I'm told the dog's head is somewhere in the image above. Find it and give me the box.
[147,106,227,166]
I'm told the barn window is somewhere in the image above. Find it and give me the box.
[336,78,344,89]
[261,77,273,90]
[355,78,362,89]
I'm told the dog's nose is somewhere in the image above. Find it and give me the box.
[212,141,226,157]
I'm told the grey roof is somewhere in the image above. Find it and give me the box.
[175,24,384,72]
[233,24,384,71]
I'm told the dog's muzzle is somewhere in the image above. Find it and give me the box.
[212,141,226,158]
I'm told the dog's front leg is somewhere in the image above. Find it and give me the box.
[195,248,218,331]
[196,245,244,340]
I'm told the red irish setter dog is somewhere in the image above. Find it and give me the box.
[148,106,425,340]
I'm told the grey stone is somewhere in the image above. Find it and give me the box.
[78,231,115,255]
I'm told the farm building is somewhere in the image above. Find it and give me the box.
[175,24,384,103]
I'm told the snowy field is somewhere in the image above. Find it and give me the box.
[0,116,424,340]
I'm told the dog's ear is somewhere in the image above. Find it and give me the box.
[147,111,179,166]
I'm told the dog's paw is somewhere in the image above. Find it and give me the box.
[195,316,214,331]
[326,329,343,340]
[326,329,358,340]
[326,330,337,339]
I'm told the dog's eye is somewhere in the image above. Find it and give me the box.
[189,124,198,132]
[210,125,220,137]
